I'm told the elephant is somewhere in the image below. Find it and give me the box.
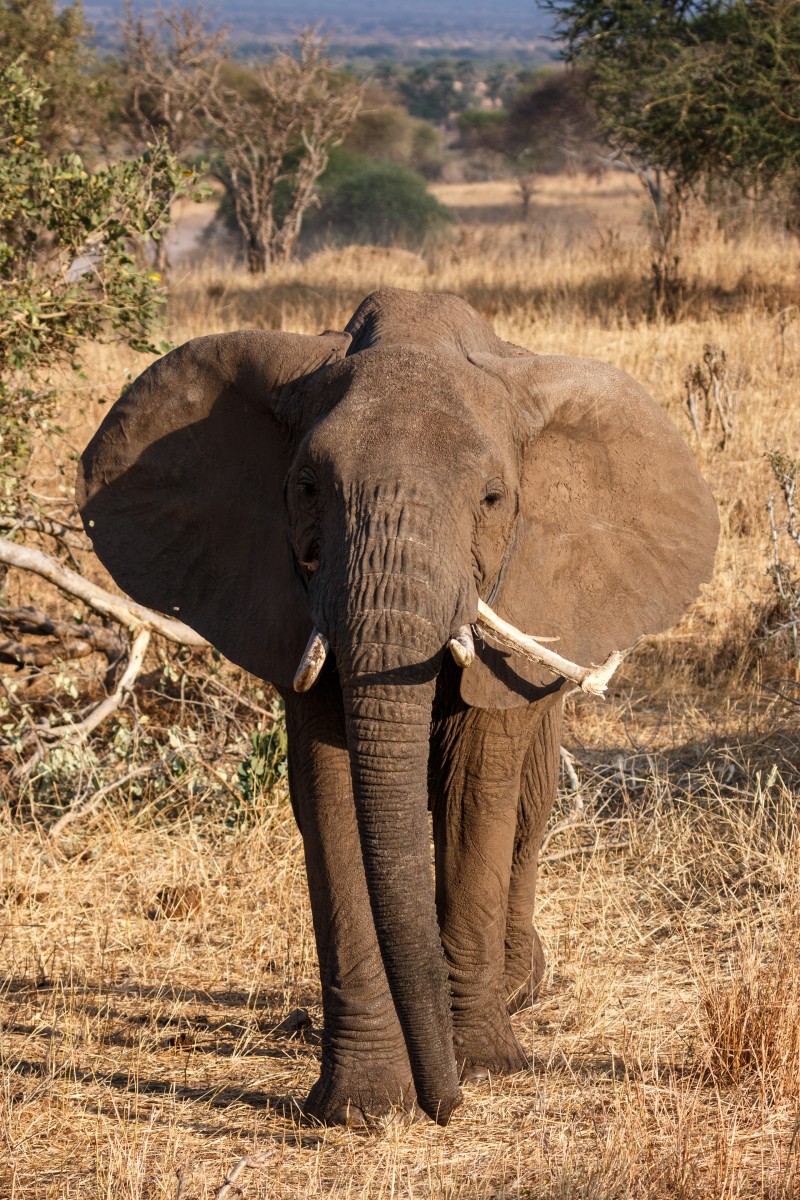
[77,287,719,1126]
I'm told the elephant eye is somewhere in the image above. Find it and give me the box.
[297,468,318,500]
[482,479,506,509]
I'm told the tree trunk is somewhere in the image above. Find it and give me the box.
[245,236,268,274]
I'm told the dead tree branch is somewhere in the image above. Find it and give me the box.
[203,30,362,272]
[216,1151,276,1200]
[764,447,800,663]
[49,758,164,838]
[0,538,209,769]
[0,606,124,668]
[0,538,208,646]
[37,628,151,741]
[122,0,227,159]
[685,344,736,450]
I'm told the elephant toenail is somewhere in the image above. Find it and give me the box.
[460,1064,490,1084]
[330,1103,368,1126]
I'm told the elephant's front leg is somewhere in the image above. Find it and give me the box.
[431,691,542,1081]
[282,673,413,1124]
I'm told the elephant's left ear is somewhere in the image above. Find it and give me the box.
[461,352,719,709]
[77,329,350,688]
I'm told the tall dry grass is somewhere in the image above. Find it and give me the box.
[2,172,799,1198]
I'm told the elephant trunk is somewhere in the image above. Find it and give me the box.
[330,504,466,1123]
[341,663,461,1124]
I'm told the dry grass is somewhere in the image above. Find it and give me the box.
[699,918,800,1101]
[2,172,800,1198]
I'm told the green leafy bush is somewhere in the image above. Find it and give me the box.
[237,699,288,802]
[345,101,442,178]
[317,151,451,247]
[0,0,107,151]
[0,60,201,520]
[546,0,800,191]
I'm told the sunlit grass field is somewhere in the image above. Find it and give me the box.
[2,172,799,1198]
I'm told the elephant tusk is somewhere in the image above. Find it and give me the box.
[293,628,329,693]
[475,599,625,697]
[448,625,475,668]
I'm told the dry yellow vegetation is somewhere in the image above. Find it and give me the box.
[1,173,799,1199]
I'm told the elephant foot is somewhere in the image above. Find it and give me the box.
[453,1012,530,1083]
[303,1062,416,1126]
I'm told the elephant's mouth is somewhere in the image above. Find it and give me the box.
[290,540,320,588]
[292,602,626,697]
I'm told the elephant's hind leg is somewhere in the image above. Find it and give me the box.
[504,699,562,1013]
[282,673,413,1125]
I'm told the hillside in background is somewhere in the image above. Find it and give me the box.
[84,0,557,56]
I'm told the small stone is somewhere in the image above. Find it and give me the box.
[271,1008,312,1039]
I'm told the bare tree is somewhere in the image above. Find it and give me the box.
[203,32,362,273]
[121,2,226,270]
[122,1,225,157]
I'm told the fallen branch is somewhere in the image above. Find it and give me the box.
[0,540,214,775]
[540,813,585,857]
[560,745,582,805]
[0,538,208,647]
[216,1150,276,1200]
[476,599,625,697]
[49,758,164,838]
[0,605,124,668]
[0,513,84,570]
[0,514,82,539]
[14,627,153,780]
[541,837,631,865]
[37,628,151,741]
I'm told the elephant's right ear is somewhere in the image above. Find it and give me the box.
[77,329,350,687]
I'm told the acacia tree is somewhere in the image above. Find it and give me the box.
[204,33,362,273]
[120,2,225,270]
[546,0,800,190]
[544,0,800,310]
[459,69,600,217]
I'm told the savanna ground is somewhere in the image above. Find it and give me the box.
[2,172,800,1198]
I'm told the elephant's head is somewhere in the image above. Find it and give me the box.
[77,288,719,1122]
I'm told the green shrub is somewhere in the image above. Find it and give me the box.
[237,699,288,803]
[0,60,201,521]
[345,101,442,178]
[317,151,451,247]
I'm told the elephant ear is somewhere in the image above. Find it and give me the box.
[77,329,351,688]
[461,353,719,709]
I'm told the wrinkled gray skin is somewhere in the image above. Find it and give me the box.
[77,289,719,1126]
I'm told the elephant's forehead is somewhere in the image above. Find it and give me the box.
[313,345,512,466]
